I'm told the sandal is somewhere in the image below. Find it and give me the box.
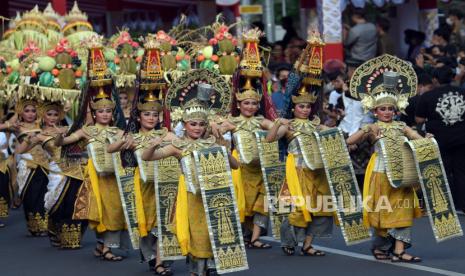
[371,248,391,260]
[391,251,421,263]
[206,269,218,276]
[0,221,5,228]
[301,246,325,256]
[154,264,173,276]
[93,241,104,258]
[282,246,295,256]
[101,249,123,262]
[249,239,272,249]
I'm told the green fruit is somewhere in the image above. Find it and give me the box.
[58,68,76,89]
[38,56,56,72]
[176,48,185,57]
[203,46,213,59]
[56,53,72,65]
[8,59,20,71]
[136,48,145,57]
[39,71,54,87]
[218,40,234,53]
[108,61,117,73]
[120,57,137,74]
[177,59,189,71]
[162,55,176,70]
[219,55,237,75]
[160,42,171,53]
[201,59,215,70]
[104,48,116,61]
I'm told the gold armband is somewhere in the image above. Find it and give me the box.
[361,125,371,134]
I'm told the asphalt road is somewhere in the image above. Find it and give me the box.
[1,209,464,276]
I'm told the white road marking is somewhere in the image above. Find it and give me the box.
[260,237,465,276]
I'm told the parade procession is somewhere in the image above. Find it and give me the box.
[0,1,464,276]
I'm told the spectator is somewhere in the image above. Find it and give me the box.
[446,10,465,50]
[431,28,456,57]
[284,37,306,65]
[415,66,465,212]
[401,72,434,128]
[344,8,378,67]
[376,16,395,55]
[271,63,291,116]
[404,29,426,63]
[281,16,300,46]
[268,41,286,73]
[454,55,465,88]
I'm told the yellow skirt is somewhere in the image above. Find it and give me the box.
[366,172,422,229]
[289,168,332,228]
[187,192,213,259]
[87,160,126,232]
[141,180,156,230]
[241,163,266,217]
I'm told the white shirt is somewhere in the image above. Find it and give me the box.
[339,94,373,135]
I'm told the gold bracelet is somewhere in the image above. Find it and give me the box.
[361,125,371,134]
[5,122,10,129]
[273,118,282,127]
[70,132,79,141]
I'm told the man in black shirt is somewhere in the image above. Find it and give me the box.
[401,72,433,129]
[416,66,465,211]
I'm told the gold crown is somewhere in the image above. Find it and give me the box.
[292,85,318,104]
[137,91,163,112]
[90,87,115,110]
[65,1,88,22]
[236,77,262,102]
[182,98,208,122]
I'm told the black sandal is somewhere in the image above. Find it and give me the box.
[249,239,272,249]
[371,248,391,260]
[154,264,173,276]
[391,251,421,263]
[282,246,295,256]
[101,249,123,262]
[301,246,325,256]
[93,241,104,257]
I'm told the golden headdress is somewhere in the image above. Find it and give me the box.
[86,35,112,87]
[166,69,231,127]
[181,98,209,122]
[90,87,115,110]
[239,28,264,78]
[139,34,165,92]
[291,30,325,104]
[349,54,417,113]
[235,77,262,102]
[15,98,38,115]
[137,91,162,112]
[38,101,65,121]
